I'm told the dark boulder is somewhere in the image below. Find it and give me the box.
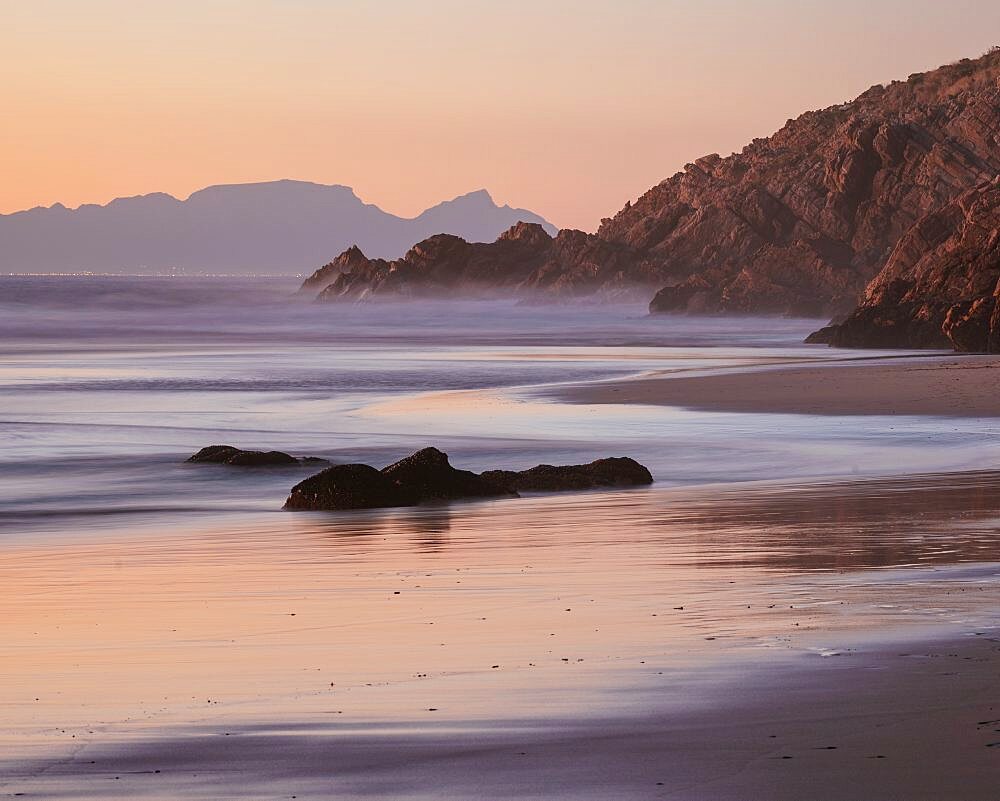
[282,448,653,512]
[282,447,517,511]
[187,445,315,467]
[226,450,299,466]
[284,464,404,510]
[381,447,516,504]
[187,445,243,463]
[482,457,653,492]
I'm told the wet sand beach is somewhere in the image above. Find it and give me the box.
[3,284,1000,799]
[3,473,1000,799]
[7,633,1000,800]
[553,354,1000,417]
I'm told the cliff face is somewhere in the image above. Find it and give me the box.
[301,50,1000,314]
[807,178,1000,351]
[641,51,1000,314]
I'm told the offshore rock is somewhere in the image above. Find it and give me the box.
[187,445,319,467]
[297,245,379,296]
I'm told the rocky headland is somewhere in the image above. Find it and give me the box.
[300,222,647,302]
[300,50,1000,320]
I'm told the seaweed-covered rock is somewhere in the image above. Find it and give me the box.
[283,448,516,511]
[187,445,244,463]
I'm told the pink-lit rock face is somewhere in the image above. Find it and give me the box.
[808,178,1000,351]
[636,53,1000,317]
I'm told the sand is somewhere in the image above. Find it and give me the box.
[6,633,1000,799]
[5,347,1000,798]
[3,472,1000,799]
[553,354,1000,416]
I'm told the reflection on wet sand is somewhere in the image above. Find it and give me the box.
[293,469,1000,572]
[11,631,1000,801]
[651,470,1000,571]
[3,471,1000,797]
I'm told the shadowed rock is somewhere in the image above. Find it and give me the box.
[482,457,654,492]
[187,445,317,467]
[308,223,648,302]
[284,448,516,511]
[226,450,299,466]
[283,448,654,511]
[381,447,516,504]
[284,464,403,510]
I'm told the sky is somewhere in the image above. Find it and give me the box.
[3,0,1000,231]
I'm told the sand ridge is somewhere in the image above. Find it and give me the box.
[552,354,1000,417]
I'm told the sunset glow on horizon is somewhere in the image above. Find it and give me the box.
[4,0,1000,231]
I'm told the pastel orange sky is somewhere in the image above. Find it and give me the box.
[3,0,1000,231]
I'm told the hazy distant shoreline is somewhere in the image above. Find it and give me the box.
[5,501,999,798]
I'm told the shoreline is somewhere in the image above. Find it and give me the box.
[6,629,999,799]
[3,469,1000,800]
[549,353,1000,417]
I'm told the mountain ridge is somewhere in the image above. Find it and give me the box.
[0,180,555,275]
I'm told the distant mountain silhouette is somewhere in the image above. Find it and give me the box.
[0,180,555,275]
